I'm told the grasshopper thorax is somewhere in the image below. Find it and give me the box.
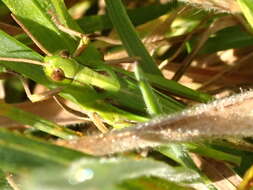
[44,55,80,83]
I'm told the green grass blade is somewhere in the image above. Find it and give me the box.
[119,177,190,190]
[0,102,78,139]
[185,143,241,166]
[0,128,86,172]
[199,26,253,54]
[2,0,77,53]
[146,73,213,103]
[134,65,163,115]
[105,0,162,76]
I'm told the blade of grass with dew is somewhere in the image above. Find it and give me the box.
[77,2,179,33]
[0,130,202,189]
[0,128,199,190]
[21,157,202,190]
[0,101,78,139]
[0,128,86,173]
[237,0,253,30]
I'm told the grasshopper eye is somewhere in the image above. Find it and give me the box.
[51,68,65,81]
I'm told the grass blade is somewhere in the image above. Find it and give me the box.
[0,128,86,173]
[105,0,162,75]
[0,101,78,139]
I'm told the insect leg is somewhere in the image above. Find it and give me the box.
[48,11,123,57]
[20,77,63,102]
[53,95,90,120]
[54,96,109,133]
[88,112,109,133]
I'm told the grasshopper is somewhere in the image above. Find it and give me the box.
[0,12,208,131]
[0,14,152,132]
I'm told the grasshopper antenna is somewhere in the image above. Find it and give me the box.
[0,57,44,66]
[11,14,52,56]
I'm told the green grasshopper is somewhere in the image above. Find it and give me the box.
[0,14,155,131]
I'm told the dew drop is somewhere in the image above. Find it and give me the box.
[68,168,94,184]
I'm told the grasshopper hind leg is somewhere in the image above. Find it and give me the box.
[54,96,109,133]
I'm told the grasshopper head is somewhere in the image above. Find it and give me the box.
[44,55,79,84]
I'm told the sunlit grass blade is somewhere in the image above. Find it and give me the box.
[237,0,253,30]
